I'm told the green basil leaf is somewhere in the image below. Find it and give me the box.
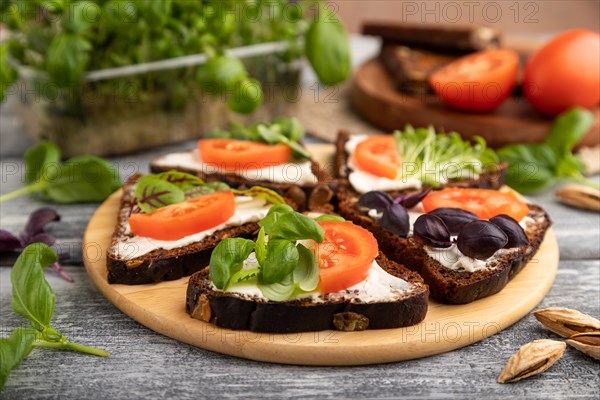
[135,175,185,212]
[47,33,91,86]
[209,238,255,290]
[23,141,61,185]
[264,212,325,243]
[260,239,299,285]
[256,124,282,144]
[498,143,558,193]
[0,327,38,390]
[62,1,98,34]
[197,55,247,94]
[227,267,259,288]
[255,227,267,265]
[42,156,121,203]
[11,243,58,330]
[257,273,295,302]
[0,41,17,102]
[232,186,286,205]
[293,243,319,292]
[273,117,305,142]
[545,107,594,158]
[228,78,263,114]
[315,214,345,222]
[257,203,295,232]
[305,7,351,86]
[556,154,586,178]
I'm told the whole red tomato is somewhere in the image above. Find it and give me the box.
[523,30,600,116]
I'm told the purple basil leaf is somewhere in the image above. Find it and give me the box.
[380,204,410,237]
[23,208,60,237]
[358,191,393,211]
[429,208,480,235]
[394,188,432,209]
[50,262,74,283]
[457,220,508,260]
[0,229,23,253]
[489,214,529,248]
[413,214,452,248]
[28,233,57,247]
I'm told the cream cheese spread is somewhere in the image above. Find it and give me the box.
[153,149,318,185]
[222,259,412,303]
[114,196,271,260]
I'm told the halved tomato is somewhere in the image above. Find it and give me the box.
[429,49,519,113]
[199,139,291,170]
[354,135,399,179]
[422,188,530,221]
[129,191,235,241]
[314,221,379,293]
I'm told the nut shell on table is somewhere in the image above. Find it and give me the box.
[566,332,600,360]
[498,339,566,384]
[554,185,600,212]
[534,307,600,338]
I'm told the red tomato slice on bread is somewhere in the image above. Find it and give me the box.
[422,188,530,221]
[199,139,291,170]
[429,49,519,113]
[314,221,379,293]
[354,135,399,179]
[129,191,236,241]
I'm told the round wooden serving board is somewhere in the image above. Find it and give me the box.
[83,144,559,366]
[352,59,600,149]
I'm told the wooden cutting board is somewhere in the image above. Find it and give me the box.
[352,59,600,149]
[83,144,559,366]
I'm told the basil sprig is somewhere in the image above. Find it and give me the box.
[135,170,285,213]
[205,117,311,160]
[0,142,121,204]
[498,107,599,193]
[0,244,108,390]
[209,205,329,301]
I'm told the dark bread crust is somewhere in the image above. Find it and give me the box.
[150,153,337,212]
[106,174,260,285]
[334,130,508,199]
[339,194,552,304]
[186,252,429,333]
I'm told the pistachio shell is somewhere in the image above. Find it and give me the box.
[566,332,600,360]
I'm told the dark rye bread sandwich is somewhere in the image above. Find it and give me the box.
[107,174,271,285]
[338,196,552,304]
[150,118,336,212]
[335,130,507,198]
[151,154,335,213]
[186,253,429,333]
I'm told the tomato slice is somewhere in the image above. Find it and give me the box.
[313,221,379,293]
[422,188,530,221]
[354,135,399,179]
[129,191,235,241]
[429,49,519,113]
[198,139,291,171]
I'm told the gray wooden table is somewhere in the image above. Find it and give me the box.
[1,37,599,399]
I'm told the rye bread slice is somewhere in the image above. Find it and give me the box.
[150,151,337,212]
[339,195,552,304]
[186,252,429,333]
[107,174,261,285]
[334,130,508,199]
